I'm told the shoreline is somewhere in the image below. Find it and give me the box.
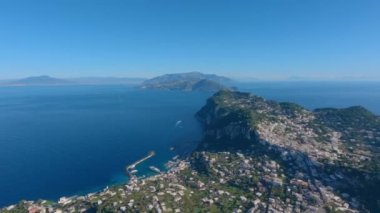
[1,154,186,211]
[0,151,168,208]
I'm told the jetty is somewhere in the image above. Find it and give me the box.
[126,151,155,178]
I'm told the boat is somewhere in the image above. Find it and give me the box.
[149,166,161,173]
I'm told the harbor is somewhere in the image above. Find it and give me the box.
[125,151,156,178]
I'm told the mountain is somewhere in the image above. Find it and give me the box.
[197,90,380,161]
[140,72,232,92]
[4,76,72,86]
[3,90,380,212]
[191,79,227,92]
[196,90,380,211]
[0,76,147,87]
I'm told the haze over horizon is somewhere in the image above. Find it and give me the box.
[1,0,379,80]
[0,71,380,82]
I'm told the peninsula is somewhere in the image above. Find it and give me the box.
[2,90,380,213]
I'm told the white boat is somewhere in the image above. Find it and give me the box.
[149,166,161,173]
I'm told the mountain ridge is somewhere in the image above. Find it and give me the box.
[5,75,72,86]
[0,76,147,86]
[140,72,233,92]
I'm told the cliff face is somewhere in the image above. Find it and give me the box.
[196,91,258,149]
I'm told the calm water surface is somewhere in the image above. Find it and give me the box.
[0,85,209,206]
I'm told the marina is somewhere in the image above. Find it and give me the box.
[125,151,156,178]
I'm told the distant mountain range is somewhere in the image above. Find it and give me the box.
[140,72,233,92]
[3,76,72,86]
[0,76,146,86]
[0,72,233,90]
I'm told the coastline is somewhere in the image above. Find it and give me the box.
[1,154,187,212]
[0,149,184,209]
[2,90,380,212]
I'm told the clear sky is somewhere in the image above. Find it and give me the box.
[0,0,379,80]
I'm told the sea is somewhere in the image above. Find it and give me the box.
[0,82,379,206]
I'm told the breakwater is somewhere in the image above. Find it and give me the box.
[126,151,155,178]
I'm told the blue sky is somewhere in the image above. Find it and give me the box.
[0,0,379,80]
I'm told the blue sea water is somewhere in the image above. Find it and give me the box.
[0,85,210,206]
[0,82,379,206]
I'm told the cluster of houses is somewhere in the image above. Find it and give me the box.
[219,90,378,172]
[190,151,359,213]
[1,148,362,212]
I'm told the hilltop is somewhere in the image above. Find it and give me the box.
[139,72,232,92]
[2,90,380,212]
[197,90,380,168]
[196,90,380,211]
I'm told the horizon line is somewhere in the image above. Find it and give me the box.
[1,74,380,82]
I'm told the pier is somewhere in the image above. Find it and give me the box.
[126,151,155,178]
